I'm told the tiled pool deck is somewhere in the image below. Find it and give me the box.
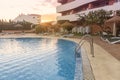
[0,34,120,80]
[86,43,120,80]
[71,38,120,80]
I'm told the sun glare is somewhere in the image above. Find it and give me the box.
[0,0,59,21]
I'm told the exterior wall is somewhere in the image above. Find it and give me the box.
[57,0,120,34]
[57,2,120,21]
[57,0,96,13]
[58,0,67,4]
[67,0,75,3]
[14,14,41,24]
[58,0,75,4]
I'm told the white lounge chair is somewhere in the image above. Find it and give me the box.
[106,38,120,44]
[110,40,120,44]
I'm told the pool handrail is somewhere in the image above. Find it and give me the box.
[74,34,95,80]
[75,34,94,57]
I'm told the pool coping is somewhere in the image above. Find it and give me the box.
[61,38,95,80]
[80,48,95,80]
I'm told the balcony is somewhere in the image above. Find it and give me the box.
[57,0,96,13]
[58,0,67,3]
[57,2,120,21]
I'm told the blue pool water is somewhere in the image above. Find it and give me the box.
[0,38,77,80]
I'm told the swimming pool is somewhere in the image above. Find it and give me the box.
[0,38,83,80]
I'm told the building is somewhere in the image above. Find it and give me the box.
[57,0,120,34]
[57,0,120,22]
[14,14,41,24]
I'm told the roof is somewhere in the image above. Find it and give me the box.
[28,14,41,16]
[106,16,120,23]
[14,24,23,27]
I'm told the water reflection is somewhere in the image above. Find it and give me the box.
[0,39,23,55]
[56,39,76,80]
[0,38,77,80]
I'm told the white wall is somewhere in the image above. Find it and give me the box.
[72,26,91,34]
[57,0,96,12]
[14,15,41,24]
[57,2,120,21]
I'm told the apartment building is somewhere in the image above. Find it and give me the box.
[57,0,120,21]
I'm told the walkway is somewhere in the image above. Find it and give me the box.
[93,36,120,61]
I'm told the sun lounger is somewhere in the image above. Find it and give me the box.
[111,37,120,39]
[106,37,120,44]
[100,31,113,41]
[101,35,108,41]
[110,40,120,44]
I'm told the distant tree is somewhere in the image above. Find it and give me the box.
[0,20,2,25]
[94,10,112,28]
[35,24,48,34]
[77,14,87,26]
[0,26,1,32]
[18,21,32,30]
[35,25,42,34]
[40,24,49,32]
[9,19,14,24]
[57,20,69,24]
[61,21,74,33]
[51,23,61,32]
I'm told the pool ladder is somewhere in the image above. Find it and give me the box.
[75,34,94,57]
[74,34,95,80]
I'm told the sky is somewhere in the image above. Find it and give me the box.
[0,0,59,21]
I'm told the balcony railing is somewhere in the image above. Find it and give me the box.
[57,2,120,21]
[58,0,67,3]
[57,0,96,13]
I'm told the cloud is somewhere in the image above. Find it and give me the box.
[0,0,59,20]
[32,0,59,14]
[46,0,59,6]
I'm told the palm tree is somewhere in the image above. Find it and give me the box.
[77,9,112,33]
[116,10,120,16]
[51,23,60,33]
[94,10,112,28]
[77,14,86,26]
